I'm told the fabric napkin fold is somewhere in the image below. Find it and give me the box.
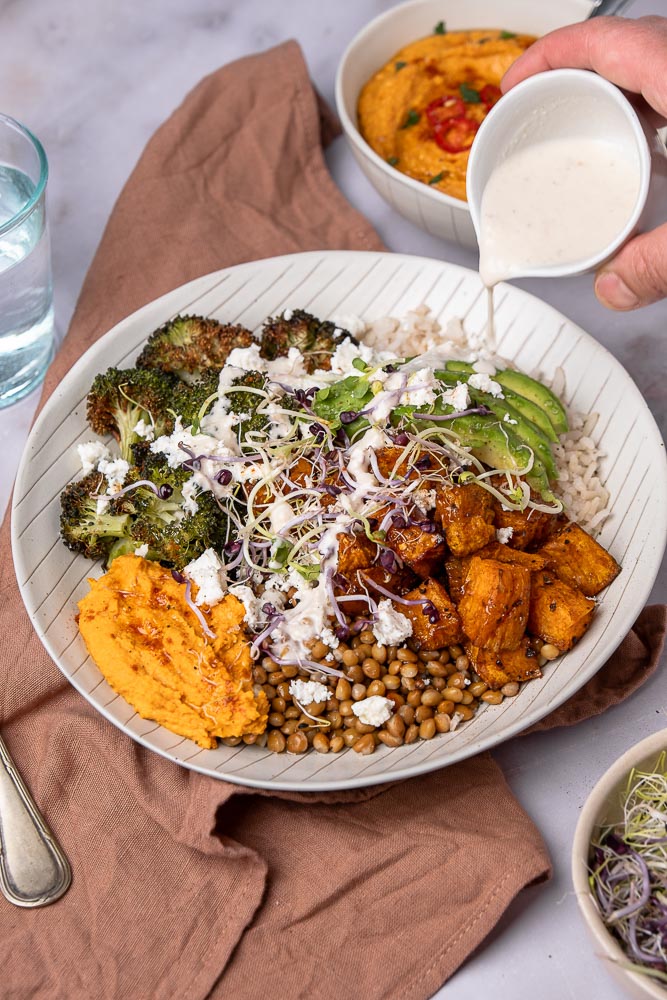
[0,41,664,1000]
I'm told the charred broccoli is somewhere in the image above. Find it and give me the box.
[136,314,253,378]
[60,471,133,562]
[172,369,221,431]
[227,370,269,441]
[86,367,175,461]
[126,453,229,568]
[259,309,357,373]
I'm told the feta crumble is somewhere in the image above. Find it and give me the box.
[496,527,514,545]
[468,373,503,397]
[412,489,437,513]
[288,679,330,704]
[181,476,200,516]
[184,548,226,607]
[441,381,471,412]
[372,600,413,646]
[77,440,111,475]
[97,457,129,492]
[133,418,155,441]
[134,543,149,557]
[352,696,393,728]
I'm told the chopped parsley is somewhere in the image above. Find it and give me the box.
[395,60,407,71]
[434,20,446,34]
[428,172,446,185]
[399,109,420,129]
[459,82,481,104]
[386,156,399,166]
[500,30,517,39]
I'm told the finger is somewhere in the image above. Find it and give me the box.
[594,223,667,310]
[501,16,667,119]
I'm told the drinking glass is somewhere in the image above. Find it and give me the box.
[0,114,54,409]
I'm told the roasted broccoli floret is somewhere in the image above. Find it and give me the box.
[227,371,270,441]
[259,309,358,373]
[136,314,253,377]
[125,453,229,568]
[171,369,222,431]
[60,471,133,562]
[86,367,176,461]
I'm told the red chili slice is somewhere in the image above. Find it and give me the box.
[433,116,479,154]
[425,95,465,128]
[480,84,502,110]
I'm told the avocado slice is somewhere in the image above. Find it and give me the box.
[402,408,555,500]
[494,370,568,436]
[468,390,558,482]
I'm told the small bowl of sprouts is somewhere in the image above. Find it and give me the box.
[572,729,667,1000]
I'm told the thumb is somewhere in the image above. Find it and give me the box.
[594,222,667,310]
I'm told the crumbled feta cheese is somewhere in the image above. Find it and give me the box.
[184,548,226,607]
[289,679,330,704]
[450,711,464,731]
[282,308,294,321]
[412,489,437,513]
[228,584,264,629]
[97,458,129,492]
[133,418,155,441]
[225,344,264,373]
[399,368,437,409]
[134,543,149,557]
[77,440,111,475]
[441,381,470,411]
[468,373,503,397]
[372,599,413,646]
[352,696,393,727]
[181,476,200,516]
[270,580,331,660]
[265,400,293,439]
[496,527,514,545]
[319,626,340,649]
[329,338,376,376]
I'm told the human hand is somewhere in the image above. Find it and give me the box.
[502,16,667,311]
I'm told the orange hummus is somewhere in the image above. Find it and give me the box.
[358,29,535,201]
[78,555,268,749]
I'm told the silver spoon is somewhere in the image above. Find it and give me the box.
[587,0,635,17]
[0,733,71,906]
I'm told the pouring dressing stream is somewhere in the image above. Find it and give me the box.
[466,70,653,345]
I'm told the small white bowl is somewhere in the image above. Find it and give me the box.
[572,728,667,1000]
[335,0,595,250]
[466,68,652,279]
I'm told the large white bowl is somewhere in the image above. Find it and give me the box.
[335,0,595,250]
[572,729,667,1000]
[11,251,667,791]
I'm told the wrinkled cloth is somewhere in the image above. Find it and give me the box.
[0,41,664,1000]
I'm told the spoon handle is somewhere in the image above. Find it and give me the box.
[587,0,634,17]
[0,733,71,907]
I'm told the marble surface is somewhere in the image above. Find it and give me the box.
[1,1,666,997]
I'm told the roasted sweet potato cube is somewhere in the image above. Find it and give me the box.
[493,504,557,551]
[458,556,530,652]
[374,447,446,482]
[537,522,620,597]
[474,543,547,571]
[435,482,495,557]
[338,565,419,616]
[386,524,447,579]
[399,578,464,650]
[466,639,542,690]
[336,532,378,577]
[444,556,470,604]
[528,571,595,651]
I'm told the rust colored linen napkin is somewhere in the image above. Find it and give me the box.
[0,41,665,1000]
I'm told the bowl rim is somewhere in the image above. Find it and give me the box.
[334,0,472,215]
[467,68,652,279]
[571,727,667,999]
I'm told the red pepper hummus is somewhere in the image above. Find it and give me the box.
[358,29,535,201]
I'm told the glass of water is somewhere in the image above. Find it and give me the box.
[0,114,54,409]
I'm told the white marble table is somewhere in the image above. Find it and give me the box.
[1,2,666,997]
